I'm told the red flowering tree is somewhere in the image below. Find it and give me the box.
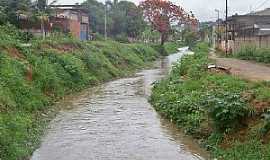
[139,0,198,45]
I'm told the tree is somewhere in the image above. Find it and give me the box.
[0,0,32,25]
[82,0,106,34]
[117,1,146,38]
[37,0,47,11]
[182,29,197,48]
[0,6,8,24]
[32,0,57,39]
[141,26,160,43]
[139,0,198,45]
[105,0,146,39]
[82,0,146,41]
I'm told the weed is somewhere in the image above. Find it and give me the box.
[150,42,270,159]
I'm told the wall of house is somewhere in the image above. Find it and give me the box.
[69,20,81,39]
[219,15,270,52]
[233,36,270,52]
[216,40,234,53]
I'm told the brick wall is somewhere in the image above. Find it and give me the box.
[233,36,270,51]
[69,20,81,39]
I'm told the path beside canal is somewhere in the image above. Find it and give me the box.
[210,51,270,82]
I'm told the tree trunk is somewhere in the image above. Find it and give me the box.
[41,19,45,40]
[160,33,168,56]
[160,33,167,46]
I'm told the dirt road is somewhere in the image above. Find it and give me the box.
[210,52,270,82]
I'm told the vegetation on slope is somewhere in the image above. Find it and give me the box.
[0,24,165,160]
[163,41,184,54]
[235,46,270,64]
[150,42,270,159]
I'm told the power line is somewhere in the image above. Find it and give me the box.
[255,0,270,10]
[252,0,265,9]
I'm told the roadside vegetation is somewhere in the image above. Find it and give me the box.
[0,24,176,160]
[150,42,270,159]
[164,41,184,54]
[235,46,270,64]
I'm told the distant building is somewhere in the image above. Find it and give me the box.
[20,5,90,41]
[216,8,270,52]
[50,5,90,40]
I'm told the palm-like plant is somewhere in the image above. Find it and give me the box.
[33,0,57,39]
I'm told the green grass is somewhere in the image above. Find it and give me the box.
[213,140,270,160]
[0,26,165,160]
[235,46,270,64]
[150,42,270,159]
[164,41,184,54]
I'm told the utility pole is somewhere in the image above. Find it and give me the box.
[105,0,110,41]
[215,9,220,44]
[225,0,228,54]
[215,9,220,27]
[104,4,107,40]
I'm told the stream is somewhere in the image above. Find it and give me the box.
[31,47,208,160]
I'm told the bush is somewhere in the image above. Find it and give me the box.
[114,34,129,43]
[214,140,270,160]
[150,42,270,159]
[235,46,270,63]
[203,91,251,132]
[164,41,184,54]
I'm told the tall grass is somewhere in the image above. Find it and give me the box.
[235,46,270,63]
[164,41,184,54]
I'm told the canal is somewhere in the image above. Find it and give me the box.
[31,48,208,160]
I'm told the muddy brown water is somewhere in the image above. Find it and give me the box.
[31,48,209,160]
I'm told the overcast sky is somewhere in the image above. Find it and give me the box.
[51,0,270,21]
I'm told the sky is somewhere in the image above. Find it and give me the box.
[50,0,270,21]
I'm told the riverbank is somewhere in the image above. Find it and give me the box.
[150,43,270,159]
[0,25,182,160]
[31,48,207,160]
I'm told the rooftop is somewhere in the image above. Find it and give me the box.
[49,5,88,12]
[250,8,270,16]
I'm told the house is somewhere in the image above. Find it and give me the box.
[216,8,270,52]
[50,5,90,40]
[19,5,90,41]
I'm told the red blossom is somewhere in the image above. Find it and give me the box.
[139,0,198,44]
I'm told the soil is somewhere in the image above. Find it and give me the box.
[53,44,78,52]
[3,47,33,82]
[5,47,25,60]
[25,66,33,82]
[209,51,270,82]
[42,43,79,53]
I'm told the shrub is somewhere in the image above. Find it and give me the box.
[151,41,270,159]
[235,46,270,63]
[164,41,184,54]
[114,34,129,43]
[203,91,251,132]
[214,140,270,160]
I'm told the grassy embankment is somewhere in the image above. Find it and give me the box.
[234,46,270,64]
[150,42,270,160]
[164,41,184,54]
[0,24,182,160]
